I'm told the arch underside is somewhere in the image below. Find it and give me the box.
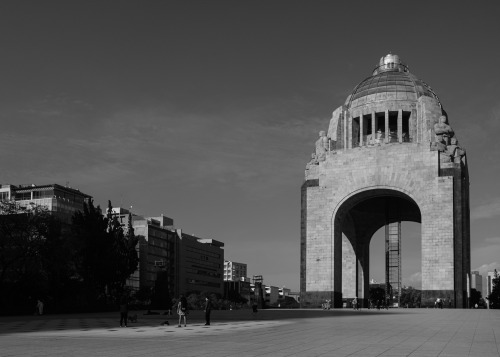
[334,189,420,306]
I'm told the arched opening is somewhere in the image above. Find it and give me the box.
[370,222,421,307]
[332,188,421,307]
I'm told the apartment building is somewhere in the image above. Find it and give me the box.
[0,183,92,223]
[223,260,247,281]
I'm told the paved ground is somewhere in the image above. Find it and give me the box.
[0,308,499,356]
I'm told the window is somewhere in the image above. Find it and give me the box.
[15,192,32,201]
[33,190,52,199]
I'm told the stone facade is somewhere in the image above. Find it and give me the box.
[300,54,470,308]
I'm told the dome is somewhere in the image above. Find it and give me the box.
[345,54,440,108]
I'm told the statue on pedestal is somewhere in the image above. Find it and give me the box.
[306,153,319,170]
[315,131,329,162]
[445,137,466,163]
[434,115,454,146]
[375,129,384,145]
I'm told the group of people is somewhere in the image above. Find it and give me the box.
[351,297,389,310]
[118,294,213,328]
[176,294,213,327]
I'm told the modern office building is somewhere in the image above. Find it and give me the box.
[131,213,177,295]
[486,271,497,299]
[0,183,92,223]
[471,271,483,296]
[223,260,248,281]
[177,231,224,296]
[109,209,225,298]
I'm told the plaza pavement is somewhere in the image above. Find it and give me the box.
[0,308,499,357]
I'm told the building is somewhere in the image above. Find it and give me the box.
[279,287,291,298]
[109,209,224,298]
[223,260,247,281]
[264,285,280,305]
[178,231,224,296]
[223,280,251,303]
[486,271,497,299]
[131,213,177,295]
[0,183,92,223]
[300,53,470,308]
[471,271,483,296]
[288,292,300,303]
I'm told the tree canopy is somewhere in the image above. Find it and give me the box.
[71,200,139,307]
[0,199,139,314]
[488,269,500,309]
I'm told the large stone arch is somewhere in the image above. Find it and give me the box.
[331,188,421,307]
[300,54,470,309]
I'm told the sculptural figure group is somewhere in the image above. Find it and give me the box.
[306,131,330,169]
[432,115,465,163]
[305,114,465,170]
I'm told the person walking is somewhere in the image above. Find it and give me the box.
[352,297,358,310]
[204,296,212,326]
[119,296,128,327]
[36,299,44,315]
[177,294,188,327]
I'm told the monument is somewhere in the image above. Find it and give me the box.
[300,54,470,308]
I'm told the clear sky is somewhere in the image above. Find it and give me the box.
[1,1,499,292]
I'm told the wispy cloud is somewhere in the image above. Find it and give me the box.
[473,262,500,275]
[404,272,422,289]
[471,198,500,220]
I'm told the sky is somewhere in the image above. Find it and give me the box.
[1,1,499,292]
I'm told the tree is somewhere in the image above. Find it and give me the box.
[369,286,386,307]
[0,202,50,287]
[0,201,69,314]
[488,269,500,309]
[400,286,421,308]
[150,270,171,309]
[470,288,482,308]
[71,200,139,308]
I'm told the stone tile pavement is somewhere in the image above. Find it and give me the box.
[0,308,499,356]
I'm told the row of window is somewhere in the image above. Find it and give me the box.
[186,278,221,288]
[186,257,221,269]
[186,245,221,259]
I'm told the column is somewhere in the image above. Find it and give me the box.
[398,109,403,143]
[359,114,364,146]
[343,111,347,150]
[348,115,352,149]
[384,110,389,143]
[371,112,376,141]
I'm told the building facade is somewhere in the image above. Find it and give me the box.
[264,285,280,305]
[223,280,251,303]
[223,260,248,281]
[132,214,177,296]
[0,183,92,223]
[110,209,225,298]
[471,271,483,296]
[486,271,496,299]
[301,54,470,308]
[177,232,224,296]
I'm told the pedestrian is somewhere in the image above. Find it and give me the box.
[204,296,212,326]
[119,296,128,327]
[36,299,44,315]
[252,301,258,316]
[352,297,358,310]
[177,294,188,327]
